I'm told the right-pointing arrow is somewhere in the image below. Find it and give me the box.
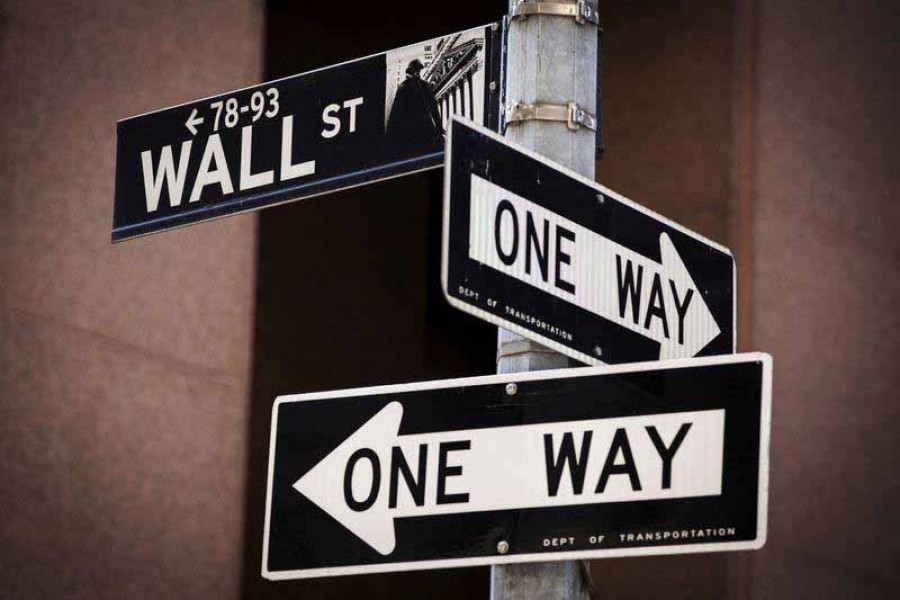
[656,232,721,359]
[294,401,726,555]
[468,175,721,359]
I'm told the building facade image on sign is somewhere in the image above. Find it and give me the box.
[262,353,771,580]
[442,118,736,366]
[112,24,502,241]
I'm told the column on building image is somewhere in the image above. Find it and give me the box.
[425,34,484,128]
[463,73,473,119]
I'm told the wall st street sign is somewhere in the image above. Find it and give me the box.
[112,24,503,241]
[262,353,771,579]
[442,118,736,365]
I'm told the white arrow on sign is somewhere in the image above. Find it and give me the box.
[294,401,725,555]
[468,175,721,359]
[184,107,204,136]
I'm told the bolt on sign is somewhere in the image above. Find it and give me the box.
[112,24,503,241]
[442,118,735,365]
[262,353,771,579]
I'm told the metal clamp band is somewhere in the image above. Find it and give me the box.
[510,0,600,26]
[505,101,597,132]
[496,339,559,362]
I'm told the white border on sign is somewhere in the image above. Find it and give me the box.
[439,116,738,366]
[261,352,772,580]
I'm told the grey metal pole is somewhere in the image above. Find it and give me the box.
[491,1,598,598]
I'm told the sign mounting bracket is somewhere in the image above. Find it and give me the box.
[510,0,600,27]
[505,101,598,132]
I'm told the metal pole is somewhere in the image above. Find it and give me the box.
[492,1,598,598]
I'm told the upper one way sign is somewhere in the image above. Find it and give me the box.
[112,24,503,241]
[442,118,735,365]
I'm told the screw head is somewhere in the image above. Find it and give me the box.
[505,383,517,396]
[593,346,603,357]
[490,81,497,92]
[497,540,510,555]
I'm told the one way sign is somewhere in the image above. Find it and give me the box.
[442,118,735,365]
[262,353,771,579]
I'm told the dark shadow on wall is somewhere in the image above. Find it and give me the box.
[241,0,746,598]
[239,2,503,598]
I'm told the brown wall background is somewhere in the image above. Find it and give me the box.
[591,1,740,597]
[596,2,900,598]
[749,0,900,597]
[0,1,261,598]
[1,0,898,598]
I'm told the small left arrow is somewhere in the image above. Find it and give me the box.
[185,108,204,136]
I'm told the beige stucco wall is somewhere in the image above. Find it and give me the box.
[0,2,261,597]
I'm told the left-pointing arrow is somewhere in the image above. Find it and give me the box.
[294,401,725,555]
[185,108,204,136]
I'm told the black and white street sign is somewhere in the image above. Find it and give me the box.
[262,353,771,579]
[112,25,503,241]
[442,118,735,365]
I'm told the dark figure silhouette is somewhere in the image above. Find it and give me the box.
[385,59,444,157]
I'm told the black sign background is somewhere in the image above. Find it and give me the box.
[113,24,503,241]
[443,119,735,366]
[263,355,769,579]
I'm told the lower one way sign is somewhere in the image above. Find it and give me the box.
[262,353,771,580]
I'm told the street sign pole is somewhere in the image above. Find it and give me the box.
[494,1,599,598]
